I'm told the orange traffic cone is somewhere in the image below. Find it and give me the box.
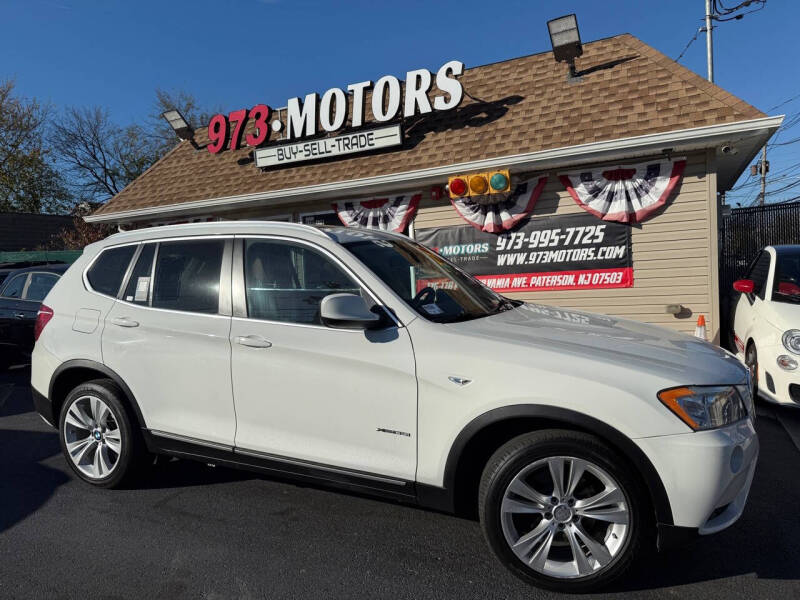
[694,315,707,340]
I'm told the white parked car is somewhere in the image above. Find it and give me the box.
[31,222,757,593]
[732,245,800,406]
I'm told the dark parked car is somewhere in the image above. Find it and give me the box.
[0,263,69,369]
[0,261,65,287]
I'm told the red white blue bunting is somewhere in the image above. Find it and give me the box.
[450,176,548,233]
[559,158,686,223]
[333,193,421,232]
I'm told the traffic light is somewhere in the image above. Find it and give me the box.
[447,169,511,199]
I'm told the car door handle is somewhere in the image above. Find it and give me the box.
[110,317,139,328]
[235,335,272,348]
[14,313,25,319]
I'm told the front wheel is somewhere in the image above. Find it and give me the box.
[58,379,143,488]
[479,430,651,593]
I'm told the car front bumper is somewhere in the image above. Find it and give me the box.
[753,344,800,406]
[635,417,759,533]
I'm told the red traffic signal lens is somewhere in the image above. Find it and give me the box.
[449,177,468,197]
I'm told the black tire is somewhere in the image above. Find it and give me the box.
[478,429,652,593]
[745,342,759,400]
[58,378,144,488]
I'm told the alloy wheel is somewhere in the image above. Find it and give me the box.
[63,395,123,479]
[500,456,630,579]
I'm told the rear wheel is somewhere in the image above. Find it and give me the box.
[479,430,650,593]
[58,379,143,488]
[745,342,759,399]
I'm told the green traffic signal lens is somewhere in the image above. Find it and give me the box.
[490,172,509,191]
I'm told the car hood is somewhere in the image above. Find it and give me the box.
[761,299,800,330]
[446,303,747,384]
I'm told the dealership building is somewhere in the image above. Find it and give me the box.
[86,31,781,344]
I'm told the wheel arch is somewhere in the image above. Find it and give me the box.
[441,405,673,525]
[49,359,147,430]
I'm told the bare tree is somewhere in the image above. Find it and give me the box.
[0,79,71,213]
[49,89,217,204]
[50,106,158,201]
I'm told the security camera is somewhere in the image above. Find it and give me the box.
[718,143,738,156]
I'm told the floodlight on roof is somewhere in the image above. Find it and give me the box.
[547,14,583,78]
[161,109,198,148]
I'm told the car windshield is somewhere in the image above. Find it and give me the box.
[340,233,516,323]
[773,249,800,304]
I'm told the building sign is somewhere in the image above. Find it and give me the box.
[254,125,402,167]
[206,60,464,159]
[415,213,633,293]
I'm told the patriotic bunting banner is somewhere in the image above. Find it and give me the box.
[559,158,686,223]
[451,176,548,234]
[333,193,421,232]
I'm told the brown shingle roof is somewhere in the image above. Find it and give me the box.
[94,34,764,218]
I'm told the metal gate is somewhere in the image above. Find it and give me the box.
[719,201,800,348]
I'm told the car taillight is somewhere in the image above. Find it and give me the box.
[34,304,54,342]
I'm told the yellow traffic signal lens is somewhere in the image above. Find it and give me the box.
[469,175,488,195]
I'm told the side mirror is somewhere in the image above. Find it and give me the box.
[733,279,754,294]
[320,293,381,329]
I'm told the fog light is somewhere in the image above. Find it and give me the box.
[777,355,798,370]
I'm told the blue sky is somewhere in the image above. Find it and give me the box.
[3,0,799,204]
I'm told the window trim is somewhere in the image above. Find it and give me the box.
[83,241,141,299]
[85,235,234,317]
[232,234,401,330]
[0,272,30,300]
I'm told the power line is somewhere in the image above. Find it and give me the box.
[675,28,703,63]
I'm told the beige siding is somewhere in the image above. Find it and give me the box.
[414,152,717,338]
[218,151,718,340]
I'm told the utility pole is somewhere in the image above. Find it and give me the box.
[759,145,767,205]
[705,0,714,82]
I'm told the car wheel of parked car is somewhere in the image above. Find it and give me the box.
[745,342,759,399]
[479,430,649,593]
[58,379,142,488]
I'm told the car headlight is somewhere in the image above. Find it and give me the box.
[658,386,749,431]
[782,329,800,355]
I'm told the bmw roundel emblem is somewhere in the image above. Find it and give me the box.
[94,431,102,441]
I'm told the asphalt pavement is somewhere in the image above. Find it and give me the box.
[1,365,799,600]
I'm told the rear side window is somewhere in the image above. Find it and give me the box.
[1,273,27,298]
[122,244,156,305]
[152,240,224,314]
[25,273,59,302]
[87,246,137,297]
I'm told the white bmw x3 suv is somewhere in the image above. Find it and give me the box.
[32,221,757,592]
